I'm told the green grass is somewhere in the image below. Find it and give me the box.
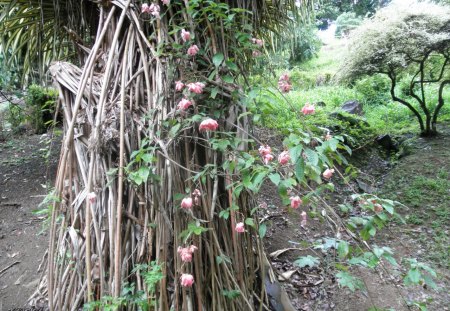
[381,161,450,268]
[251,36,450,139]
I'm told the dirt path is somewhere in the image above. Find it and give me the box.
[0,134,59,310]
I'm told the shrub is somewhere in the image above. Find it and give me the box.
[354,75,391,106]
[335,12,362,38]
[25,85,58,134]
[337,1,450,136]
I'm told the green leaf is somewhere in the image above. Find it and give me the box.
[213,53,224,67]
[245,218,255,228]
[225,60,238,72]
[169,123,181,138]
[336,271,364,292]
[289,145,303,162]
[406,268,421,284]
[210,87,219,99]
[337,241,349,258]
[258,223,267,238]
[222,74,234,83]
[304,148,319,166]
[294,158,305,182]
[268,173,281,186]
[294,255,320,268]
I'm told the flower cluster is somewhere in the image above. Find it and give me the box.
[199,118,219,132]
[251,37,264,57]
[322,168,335,179]
[278,73,292,93]
[177,245,198,263]
[192,189,201,206]
[278,151,290,165]
[141,3,160,17]
[301,103,315,115]
[87,192,97,204]
[181,29,191,42]
[181,197,193,209]
[177,98,192,111]
[290,196,302,209]
[187,44,199,56]
[258,145,273,164]
[235,222,245,233]
[180,273,194,287]
[187,82,205,94]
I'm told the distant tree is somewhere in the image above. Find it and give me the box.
[337,1,450,136]
[335,12,362,37]
[315,0,390,22]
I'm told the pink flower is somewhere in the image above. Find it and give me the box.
[252,38,264,47]
[141,3,150,13]
[235,222,245,233]
[187,45,199,56]
[300,211,307,227]
[301,103,315,115]
[181,197,193,209]
[199,118,219,132]
[177,245,198,262]
[87,192,96,204]
[187,82,205,94]
[252,50,261,57]
[258,145,272,156]
[177,98,192,110]
[290,196,302,209]
[189,245,198,253]
[278,151,290,165]
[149,3,160,17]
[142,3,160,17]
[278,81,292,93]
[175,81,184,91]
[279,73,290,82]
[162,0,170,5]
[325,133,332,141]
[374,204,383,213]
[181,29,191,42]
[322,168,335,179]
[180,273,194,287]
[263,153,274,165]
[192,189,201,205]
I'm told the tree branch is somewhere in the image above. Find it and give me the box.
[388,72,425,132]
[432,79,450,132]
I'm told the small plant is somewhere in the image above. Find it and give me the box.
[24,85,58,134]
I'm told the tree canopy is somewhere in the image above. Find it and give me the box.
[337,1,450,135]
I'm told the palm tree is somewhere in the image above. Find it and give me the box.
[1,1,312,310]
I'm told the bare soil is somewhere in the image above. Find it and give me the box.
[0,133,59,310]
[258,126,450,310]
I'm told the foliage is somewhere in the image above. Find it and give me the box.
[24,85,57,133]
[315,0,390,23]
[337,1,450,135]
[334,12,362,37]
[268,25,322,66]
[0,0,96,85]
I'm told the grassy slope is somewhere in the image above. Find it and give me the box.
[253,37,450,138]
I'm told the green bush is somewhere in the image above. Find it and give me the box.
[353,75,391,106]
[335,12,362,37]
[25,85,58,134]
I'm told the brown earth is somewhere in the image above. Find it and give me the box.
[0,133,59,311]
[258,125,450,311]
